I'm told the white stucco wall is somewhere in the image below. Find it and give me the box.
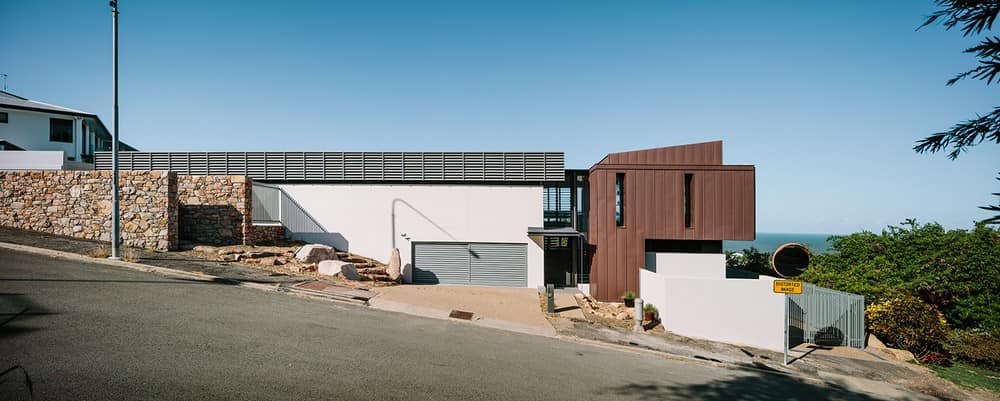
[0,151,67,170]
[0,108,83,160]
[644,252,726,278]
[275,183,545,288]
[640,268,786,351]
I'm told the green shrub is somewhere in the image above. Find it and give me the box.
[725,247,779,277]
[867,294,950,361]
[643,303,658,314]
[945,329,1000,371]
[621,290,636,300]
[801,221,1000,333]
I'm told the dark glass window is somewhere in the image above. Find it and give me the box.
[0,112,8,123]
[684,173,693,228]
[49,118,73,143]
[615,173,625,227]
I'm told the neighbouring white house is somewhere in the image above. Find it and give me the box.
[0,90,136,170]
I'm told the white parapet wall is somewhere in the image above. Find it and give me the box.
[0,151,69,170]
[275,183,545,288]
[640,261,786,351]
[644,252,727,279]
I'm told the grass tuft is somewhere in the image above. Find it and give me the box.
[931,363,1000,393]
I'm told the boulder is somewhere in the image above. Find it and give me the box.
[318,260,347,276]
[387,248,402,281]
[339,263,361,281]
[295,244,338,263]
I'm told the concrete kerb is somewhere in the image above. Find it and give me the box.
[0,241,368,307]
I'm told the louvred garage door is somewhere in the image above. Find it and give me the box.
[412,242,527,287]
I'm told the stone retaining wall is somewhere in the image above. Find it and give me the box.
[0,170,178,251]
[247,224,286,245]
[177,175,252,246]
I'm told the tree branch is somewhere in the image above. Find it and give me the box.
[920,0,1000,36]
[914,107,1000,159]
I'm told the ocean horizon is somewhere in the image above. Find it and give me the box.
[724,232,838,254]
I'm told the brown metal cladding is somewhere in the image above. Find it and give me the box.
[604,140,723,165]
[586,142,755,302]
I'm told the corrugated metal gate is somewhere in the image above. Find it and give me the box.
[788,283,866,349]
[412,242,527,287]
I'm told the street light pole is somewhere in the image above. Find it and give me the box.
[109,0,121,260]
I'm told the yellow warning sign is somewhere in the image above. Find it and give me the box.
[773,280,803,294]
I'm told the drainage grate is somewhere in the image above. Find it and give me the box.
[449,310,474,320]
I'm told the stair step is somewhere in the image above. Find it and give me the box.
[363,274,397,282]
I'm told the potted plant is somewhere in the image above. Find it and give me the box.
[643,304,659,322]
[622,290,636,307]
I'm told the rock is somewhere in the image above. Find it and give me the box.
[866,334,916,362]
[192,245,216,254]
[245,251,278,259]
[866,333,887,349]
[216,248,242,256]
[295,244,338,263]
[386,248,402,281]
[316,260,354,276]
[616,312,631,321]
[340,263,361,281]
[258,257,282,266]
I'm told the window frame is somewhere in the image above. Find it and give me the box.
[684,173,694,228]
[49,118,74,143]
[615,173,625,227]
[0,112,8,124]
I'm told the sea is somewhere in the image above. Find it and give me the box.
[723,232,837,254]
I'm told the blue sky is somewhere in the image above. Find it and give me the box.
[2,1,997,234]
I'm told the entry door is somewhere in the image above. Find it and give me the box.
[412,242,527,287]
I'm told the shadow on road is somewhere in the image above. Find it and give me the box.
[0,293,56,340]
[600,368,884,401]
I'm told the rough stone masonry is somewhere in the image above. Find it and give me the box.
[177,175,252,246]
[0,170,178,251]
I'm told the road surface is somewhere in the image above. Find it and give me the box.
[0,248,904,400]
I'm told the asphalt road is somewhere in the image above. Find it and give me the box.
[0,248,897,400]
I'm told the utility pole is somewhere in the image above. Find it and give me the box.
[109,0,121,260]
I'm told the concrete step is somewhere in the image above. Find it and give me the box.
[363,274,397,282]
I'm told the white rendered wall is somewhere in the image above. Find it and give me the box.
[0,151,67,170]
[644,252,726,278]
[0,108,79,159]
[276,183,545,288]
[640,268,786,351]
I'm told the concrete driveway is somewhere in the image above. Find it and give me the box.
[370,285,554,336]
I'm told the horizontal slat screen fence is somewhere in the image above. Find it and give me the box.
[96,151,564,182]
